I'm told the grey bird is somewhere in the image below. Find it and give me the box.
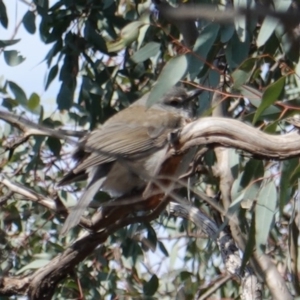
[59,86,202,235]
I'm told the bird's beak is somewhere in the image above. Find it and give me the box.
[186,89,203,102]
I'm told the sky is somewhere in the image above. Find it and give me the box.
[0,0,58,108]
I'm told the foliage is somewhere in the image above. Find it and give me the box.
[1,0,300,299]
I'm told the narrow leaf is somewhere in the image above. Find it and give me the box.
[158,241,169,257]
[255,177,277,252]
[57,81,76,110]
[279,159,297,212]
[0,0,8,28]
[8,81,27,106]
[45,65,58,90]
[46,137,61,157]
[143,275,159,296]
[22,11,36,34]
[232,58,256,89]
[4,50,26,66]
[0,39,20,47]
[188,23,220,79]
[16,259,50,274]
[147,55,188,107]
[131,42,160,63]
[28,93,40,111]
[253,76,285,124]
[257,0,292,47]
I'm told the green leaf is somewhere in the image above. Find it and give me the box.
[146,224,157,250]
[226,31,250,69]
[84,21,108,53]
[4,50,26,66]
[131,42,160,63]
[232,58,256,89]
[241,210,256,271]
[220,24,235,43]
[0,39,20,47]
[147,55,188,107]
[179,271,193,281]
[158,241,169,257]
[45,65,58,90]
[44,39,62,67]
[7,81,27,106]
[257,0,292,47]
[107,21,145,52]
[46,137,61,157]
[233,0,248,42]
[290,164,300,184]
[28,93,40,111]
[279,159,297,212]
[16,259,50,275]
[243,182,260,208]
[57,81,75,110]
[240,159,264,189]
[6,204,21,231]
[22,11,36,34]
[231,171,251,210]
[34,0,48,9]
[257,16,279,48]
[255,176,277,252]
[143,274,159,296]
[121,238,143,263]
[253,76,286,124]
[0,0,8,28]
[188,23,220,79]
[239,85,262,107]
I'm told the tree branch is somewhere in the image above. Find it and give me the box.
[177,117,300,159]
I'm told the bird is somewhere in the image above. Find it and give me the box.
[59,86,202,235]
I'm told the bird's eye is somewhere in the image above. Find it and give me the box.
[169,98,181,107]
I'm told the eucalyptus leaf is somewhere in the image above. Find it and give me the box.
[0,0,8,28]
[188,23,220,79]
[253,76,285,124]
[143,274,159,296]
[22,10,36,34]
[4,50,26,66]
[147,55,188,107]
[255,177,277,252]
[0,39,20,47]
[131,42,160,63]
[7,81,27,106]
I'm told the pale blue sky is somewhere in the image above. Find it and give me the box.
[0,0,58,104]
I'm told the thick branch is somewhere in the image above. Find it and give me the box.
[0,176,58,211]
[177,117,300,159]
[0,110,85,144]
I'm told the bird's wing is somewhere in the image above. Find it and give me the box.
[73,122,167,174]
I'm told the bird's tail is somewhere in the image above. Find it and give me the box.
[60,177,105,236]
